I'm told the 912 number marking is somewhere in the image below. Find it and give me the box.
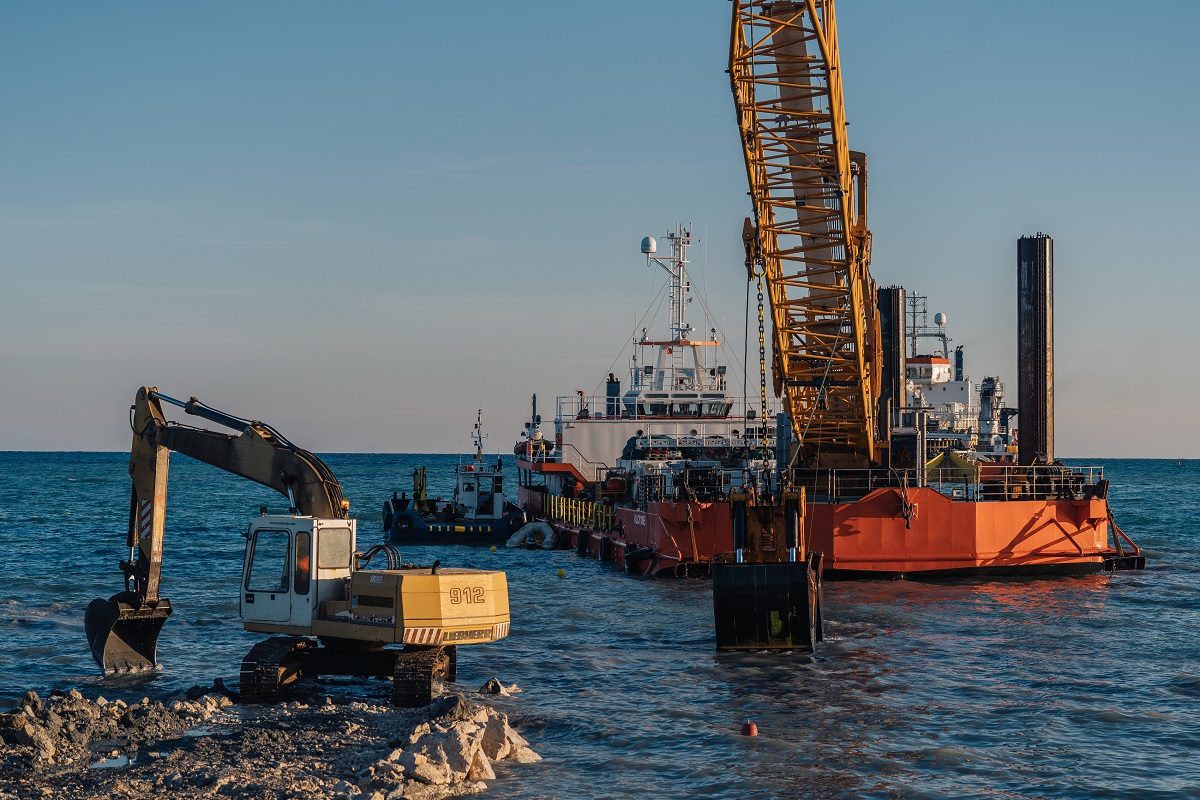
[450,586,486,604]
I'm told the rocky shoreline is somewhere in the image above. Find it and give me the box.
[0,679,540,800]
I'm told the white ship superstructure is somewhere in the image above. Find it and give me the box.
[903,293,1015,456]
[517,225,777,501]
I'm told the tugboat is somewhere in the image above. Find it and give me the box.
[384,411,526,546]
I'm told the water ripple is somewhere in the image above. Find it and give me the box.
[0,454,1197,798]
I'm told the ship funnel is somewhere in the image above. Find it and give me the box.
[641,236,657,255]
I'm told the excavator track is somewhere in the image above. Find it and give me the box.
[240,636,314,704]
[392,645,455,707]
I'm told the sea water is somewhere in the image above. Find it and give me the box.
[0,452,1196,799]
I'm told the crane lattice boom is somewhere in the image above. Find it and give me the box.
[731,0,880,467]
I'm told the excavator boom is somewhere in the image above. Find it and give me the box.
[85,386,348,673]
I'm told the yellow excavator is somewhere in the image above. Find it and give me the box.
[85,387,510,706]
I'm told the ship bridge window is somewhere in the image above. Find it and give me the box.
[647,403,668,416]
[672,402,700,417]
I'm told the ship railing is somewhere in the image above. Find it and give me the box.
[555,393,783,423]
[557,443,610,483]
[520,439,560,464]
[785,464,1106,503]
[544,494,616,533]
[519,439,611,483]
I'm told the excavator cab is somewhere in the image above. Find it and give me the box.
[241,516,355,629]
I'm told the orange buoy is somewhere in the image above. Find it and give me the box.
[740,720,758,736]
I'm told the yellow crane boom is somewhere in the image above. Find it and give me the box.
[731,0,880,467]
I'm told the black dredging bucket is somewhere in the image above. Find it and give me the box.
[711,552,823,651]
[84,594,173,673]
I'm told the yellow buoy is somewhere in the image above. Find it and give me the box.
[557,568,566,578]
[489,546,497,552]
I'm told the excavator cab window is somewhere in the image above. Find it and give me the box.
[247,529,290,593]
[294,532,311,595]
[317,526,352,570]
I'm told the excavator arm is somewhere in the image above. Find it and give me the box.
[86,386,349,673]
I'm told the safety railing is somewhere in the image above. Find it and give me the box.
[543,495,616,532]
[517,440,610,483]
[784,464,1106,504]
[556,393,783,423]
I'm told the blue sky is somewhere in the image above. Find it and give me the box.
[2,2,1197,456]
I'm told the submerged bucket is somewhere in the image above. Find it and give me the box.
[84,594,173,673]
[711,554,822,651]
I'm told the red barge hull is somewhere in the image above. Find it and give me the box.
[518,485,1141,579]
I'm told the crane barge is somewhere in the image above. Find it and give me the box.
[509,1,1144,609]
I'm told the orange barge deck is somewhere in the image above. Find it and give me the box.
[518,485,1143,579]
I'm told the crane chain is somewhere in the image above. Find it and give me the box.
[757,272,768,434]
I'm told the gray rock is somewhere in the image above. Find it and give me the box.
[22,691,42,716]
[477,679,509,697]
[42,710,63,737]
[428,694,478,723]
[16,723,56,761]
[0,711,30,731]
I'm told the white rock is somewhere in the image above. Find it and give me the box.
[467,750,495,781]
[504,726,530,752]
[511,747,542,764]
[408,723,432,744]
[479,715,512,761]
[402,721,483,785]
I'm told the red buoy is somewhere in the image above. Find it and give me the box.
[740,720,758,736]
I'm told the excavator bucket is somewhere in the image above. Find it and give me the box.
[84,595,173,673]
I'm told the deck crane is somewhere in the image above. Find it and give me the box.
[714,0,878,651]
[730,0,881,469]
